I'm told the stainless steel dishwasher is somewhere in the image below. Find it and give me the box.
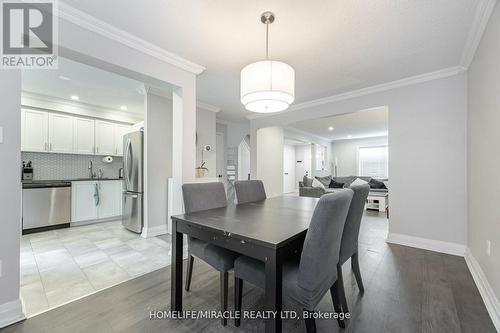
[22,181,71,234]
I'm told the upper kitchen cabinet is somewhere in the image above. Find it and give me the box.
[74,117,95,155]
[114,124,131,156]
[21,109,49,152]
[96,121,131,156]
[95,120,116,155]
[48,113,74,153]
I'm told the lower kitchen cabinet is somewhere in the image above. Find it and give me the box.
[71,180,123,223]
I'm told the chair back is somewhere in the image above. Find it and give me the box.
[339,184,370,264]
[182,182,227,213]
[298,189,353,294]
[234,180,267,204]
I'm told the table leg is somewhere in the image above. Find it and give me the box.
[171,219,183,311]
[265,254,282,333]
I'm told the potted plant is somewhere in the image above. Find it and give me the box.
[196,161,208,178]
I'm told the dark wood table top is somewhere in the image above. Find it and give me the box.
[172,196,319,249]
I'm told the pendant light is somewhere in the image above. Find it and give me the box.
[240,12,295,113]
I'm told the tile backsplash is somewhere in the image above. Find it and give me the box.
[22,152,123,180]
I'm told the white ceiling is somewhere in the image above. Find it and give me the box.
[22,57,145,115]
[61,0,481,121]
[288,107,388,141]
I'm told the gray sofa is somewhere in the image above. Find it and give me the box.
[299,175,388,198]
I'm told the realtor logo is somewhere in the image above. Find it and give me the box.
[1,0,58,68]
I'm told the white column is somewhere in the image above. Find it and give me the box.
[0,71,25,328]
[142,86,173,238]
[256,126,284,197]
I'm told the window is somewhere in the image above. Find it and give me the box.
[358,146,388,178]
[315,145,327,171]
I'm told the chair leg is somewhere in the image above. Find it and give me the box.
[303,309,317,333]
[185,255,194,291]
[351,252,365,293]
[220,272,228,326]
[330,282,346,329]
[234,277,243,327]
[336,264,349,314]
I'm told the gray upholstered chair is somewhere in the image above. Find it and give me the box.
[182,182,240,326]
[234,180,267,204]
[233,190,354,332]
[334,184,370,315]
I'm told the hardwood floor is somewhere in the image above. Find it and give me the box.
[2,211,496,333]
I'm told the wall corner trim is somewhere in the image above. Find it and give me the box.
[57,3,205,75]
[386,232,467,256]
[141,224,168,238]
[465,248,500,331]
[0,299,25,329]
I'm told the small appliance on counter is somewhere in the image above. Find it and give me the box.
[22,161,33,181]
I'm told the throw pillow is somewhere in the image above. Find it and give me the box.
[329,179,345,188]
[383,181,389,189]
[314,175,332,187]
[312,178,325,189]
[303,175,313,187]
[369,178,386,189]
[351,178,369,186]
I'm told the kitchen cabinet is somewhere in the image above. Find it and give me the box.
[71,180,123,223]
[71,181,98,222]
[114,124,130,156]
[95,120,116,155]
[22,109,132,156]
[97,181,123,218]
[48,113,74,153]
[74,117,95,155]
[21,109,49,152]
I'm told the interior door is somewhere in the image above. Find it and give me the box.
[49,113,74,153]
[283,144,296,193]
[21,109,48,152]
[74,117,95,155]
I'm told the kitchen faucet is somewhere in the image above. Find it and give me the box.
[88,160,96,179]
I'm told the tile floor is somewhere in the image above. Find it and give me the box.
[20,220,178,317]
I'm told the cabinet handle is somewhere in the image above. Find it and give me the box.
[49,143,52,151]
[44,143,47,151]
[96,147,99,153]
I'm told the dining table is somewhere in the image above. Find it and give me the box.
[170,195,320,333]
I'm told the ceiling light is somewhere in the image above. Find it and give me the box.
[70,95,79,101]
[328,126,334,131]
[58,75,70,81]
[240,12,295,113]
[347,135,353,139]
[120,105,128,111]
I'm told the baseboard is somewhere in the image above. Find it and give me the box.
[386,232,467,256]
[0,299,25,329]
[141,224,168,238]
[464,249,500,331]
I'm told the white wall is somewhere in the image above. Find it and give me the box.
[143,92,172,238]
[256,127,284,197]
[0,71,24,327]
[196,108,216,178]
[468,2,500,311]
[251,73,468,247]
[331,136,388,176]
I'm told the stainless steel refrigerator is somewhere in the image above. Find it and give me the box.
[122,131,144,233]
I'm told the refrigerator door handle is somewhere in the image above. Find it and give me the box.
[123,192,138,198]
[124,138,132,190]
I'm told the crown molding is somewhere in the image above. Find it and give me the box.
[246,66,466,120]
[460,0,498,68]
[57,3,205,75]
[143,85,221,112]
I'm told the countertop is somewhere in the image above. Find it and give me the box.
[22,178,123,188]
